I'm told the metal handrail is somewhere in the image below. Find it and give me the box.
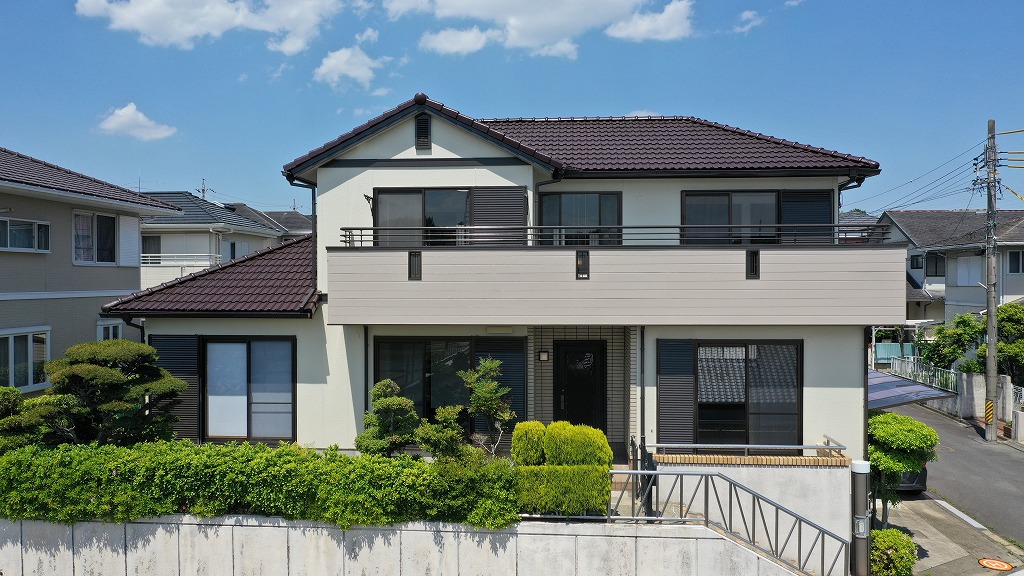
[140,253,222,266]
[337,223,891,247]
[647,438,847,457]
[888,356,958,393]
[609,469,849,576]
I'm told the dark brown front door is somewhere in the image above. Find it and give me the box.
[553,341,606,431]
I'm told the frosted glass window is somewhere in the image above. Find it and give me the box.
[250,341,293,438]
[206,342,248,437]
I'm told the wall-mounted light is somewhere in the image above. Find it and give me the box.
[0,208,12,213]
[536,350,550,362]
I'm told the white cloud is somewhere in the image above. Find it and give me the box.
[99,103,177,141]
[269,63,290,81]
[383,0,432,19]
[356,27,379,44]
[75,0,342,55]
[372,87,392,96]
[784,0,804,6]
[733,10,764,33]
[605,0,694,41]
[314,46,389,88]
[531,39,578,59]
[419,27,495,55]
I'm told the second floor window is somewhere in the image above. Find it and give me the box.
[0,218,50,252]
[539,192,621,245]
[682,190,832,244]
[74,212,116,264]
[925,253,945,277]
[1009,251,1024,274]
[910,254,924,269]
[377,189,469,246]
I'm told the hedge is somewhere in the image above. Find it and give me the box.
[0,441,519,530]
[517,465,611,516]
[510,421,546,465]
[542,421,613,467]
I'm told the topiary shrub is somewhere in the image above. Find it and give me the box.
[516,464,610,515]
[355,379,419,457]
[870,529,917,576]
[415,405,475,460]
[542,421,613,467]
[510,421,546,465]
[868,411,939,526]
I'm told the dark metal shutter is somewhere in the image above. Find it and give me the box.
[657,339,695,449]
[149,335,201,442]
[474,338,527,432]
[470,187,527,245]
[780,191,832,242]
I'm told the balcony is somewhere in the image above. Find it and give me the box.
[325,224,906,326]
[140,253,222,289]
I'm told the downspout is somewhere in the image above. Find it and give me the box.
[284,173,317,293]
[838,169,865,208]
[364,325,370,414]
[125,317,145,343]
[639,326,646,440]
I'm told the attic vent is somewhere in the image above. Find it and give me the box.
[415,114,431,150]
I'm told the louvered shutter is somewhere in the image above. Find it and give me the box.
[474,338,526,433]
[117,215,140,267]
[780,191,832,242]
[150,335,201,442]
[470,187,527,245]
[657,339,696,449]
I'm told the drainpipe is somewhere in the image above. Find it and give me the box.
[284,173,317,293]
[364,325,370,414]
[125,317,145,343]
[639,326,646,439]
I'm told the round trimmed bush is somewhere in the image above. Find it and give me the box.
[870,529,917,576]
[542,421,613,467]
[510,421,546,465]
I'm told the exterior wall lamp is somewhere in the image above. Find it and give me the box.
[536,350,550,362]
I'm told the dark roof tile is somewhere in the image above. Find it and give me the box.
[143,192,281,233]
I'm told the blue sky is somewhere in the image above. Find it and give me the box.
[2,1,1023,214]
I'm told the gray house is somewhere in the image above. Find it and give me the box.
[0,146,178,392]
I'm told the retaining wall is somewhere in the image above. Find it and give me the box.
[925,373,1015,422]
[0,516,798,576]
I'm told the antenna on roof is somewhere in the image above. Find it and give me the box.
[196,178,214,200]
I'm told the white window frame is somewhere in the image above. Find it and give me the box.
[0,217,50,253]
[73,210,118,265]
[97,319,125,341]
[0,325,51,393]
[1008,251,1024,274]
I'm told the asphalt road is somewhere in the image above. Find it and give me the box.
[892,404,1024,545]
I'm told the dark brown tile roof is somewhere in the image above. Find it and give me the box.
[102,235,317,317]
[0,146,178,211]
[283,93,879,180]
[884,210,1024,247]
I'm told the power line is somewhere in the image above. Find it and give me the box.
[850,140,985,205]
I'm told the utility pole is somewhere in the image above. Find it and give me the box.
[196,178,214,200]
[985,119,999,442]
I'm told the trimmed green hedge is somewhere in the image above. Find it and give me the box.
[517,465,611,516]
[0,441,519,530]
[542,421,613,467]
[510,421,546,465]
[870,529,917,576]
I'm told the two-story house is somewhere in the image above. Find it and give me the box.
[103,94,906,539]
[139,191,282,288]
[881,209,1024,324]
[0,146,178,393]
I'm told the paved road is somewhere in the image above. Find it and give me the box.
[892,404,1024,545]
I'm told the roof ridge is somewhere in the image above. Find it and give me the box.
[0,146,179,211]
[101,234,312,311]
[146,192,282,232]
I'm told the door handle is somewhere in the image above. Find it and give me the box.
[560,395,565,410]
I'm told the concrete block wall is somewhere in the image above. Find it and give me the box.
[0,516,801,576]
[926,373,1015,422]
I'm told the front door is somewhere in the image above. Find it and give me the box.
[553,341,607,431]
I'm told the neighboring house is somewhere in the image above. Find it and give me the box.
[0,146,178,392]
[139,191,282,288]
[104,94,905,540]
[227,203,313,241]
[881,209,1024,323]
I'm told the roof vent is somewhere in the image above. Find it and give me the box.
[415,114,431,150]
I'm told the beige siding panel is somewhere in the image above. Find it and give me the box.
[0,297,140,359]
[328,246,906,326]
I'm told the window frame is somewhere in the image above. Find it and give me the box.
[910,254,924,270]
[680,190,834,244]
[201,336,297,442]
[0,217,50,253]
[1008,251,1023,274]
[97,319,124,341]
[0,325,51,393]
[925,253,945,277]
[537,191,623,246]
[373,187,474,247]
[72,210,118,265]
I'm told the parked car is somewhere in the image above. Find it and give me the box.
[897,464,927,494]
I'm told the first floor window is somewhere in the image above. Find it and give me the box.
[74,212,116,263]
[0,328,49,391]
[375,337,526,421]
[657,339,801,449]
[205,338,295,441]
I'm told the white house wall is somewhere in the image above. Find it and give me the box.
[641,325,868,459]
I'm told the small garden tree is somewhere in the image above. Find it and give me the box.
[919,313,984,369]
[415,404,474,460]
[355,379,419,457]
[37,339,188,446]
[867,411,939,527]
[460,358,515,457]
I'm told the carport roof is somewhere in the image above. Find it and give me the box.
[867,369,956,409]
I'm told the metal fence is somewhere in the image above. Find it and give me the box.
[608,469,849,576]
[1015,384,1023,409]
[888,356,959,393]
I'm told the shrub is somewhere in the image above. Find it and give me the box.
[355,379,419,457]
[461,358,515,456]
[516,465,610,515]
[868,411,939,526]
[415,405,473,460]
[542,421,613,467]
[510,421,546,465]
[870,529,917,576]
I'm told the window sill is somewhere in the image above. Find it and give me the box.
[73,261,118,267]
[0,248,49,254]
[16,382,51,395]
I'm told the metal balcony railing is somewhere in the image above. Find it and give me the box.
[337,223,891,248]
[646,436,848,457]
[140,253,222,266]
[888,356,959,394]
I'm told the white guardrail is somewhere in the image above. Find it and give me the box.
[888,356,958,393]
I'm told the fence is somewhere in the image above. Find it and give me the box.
[889,356,958,393]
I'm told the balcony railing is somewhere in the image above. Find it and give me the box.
[338,223,890,248]
[140,253,222,266]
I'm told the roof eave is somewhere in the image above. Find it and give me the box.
[560,167,881,179]
[1,180,181,215]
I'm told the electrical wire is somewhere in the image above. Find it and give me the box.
[850,140,985,206]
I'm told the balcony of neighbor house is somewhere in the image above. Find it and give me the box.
[325,223,907,327]
[140,253,222,289]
